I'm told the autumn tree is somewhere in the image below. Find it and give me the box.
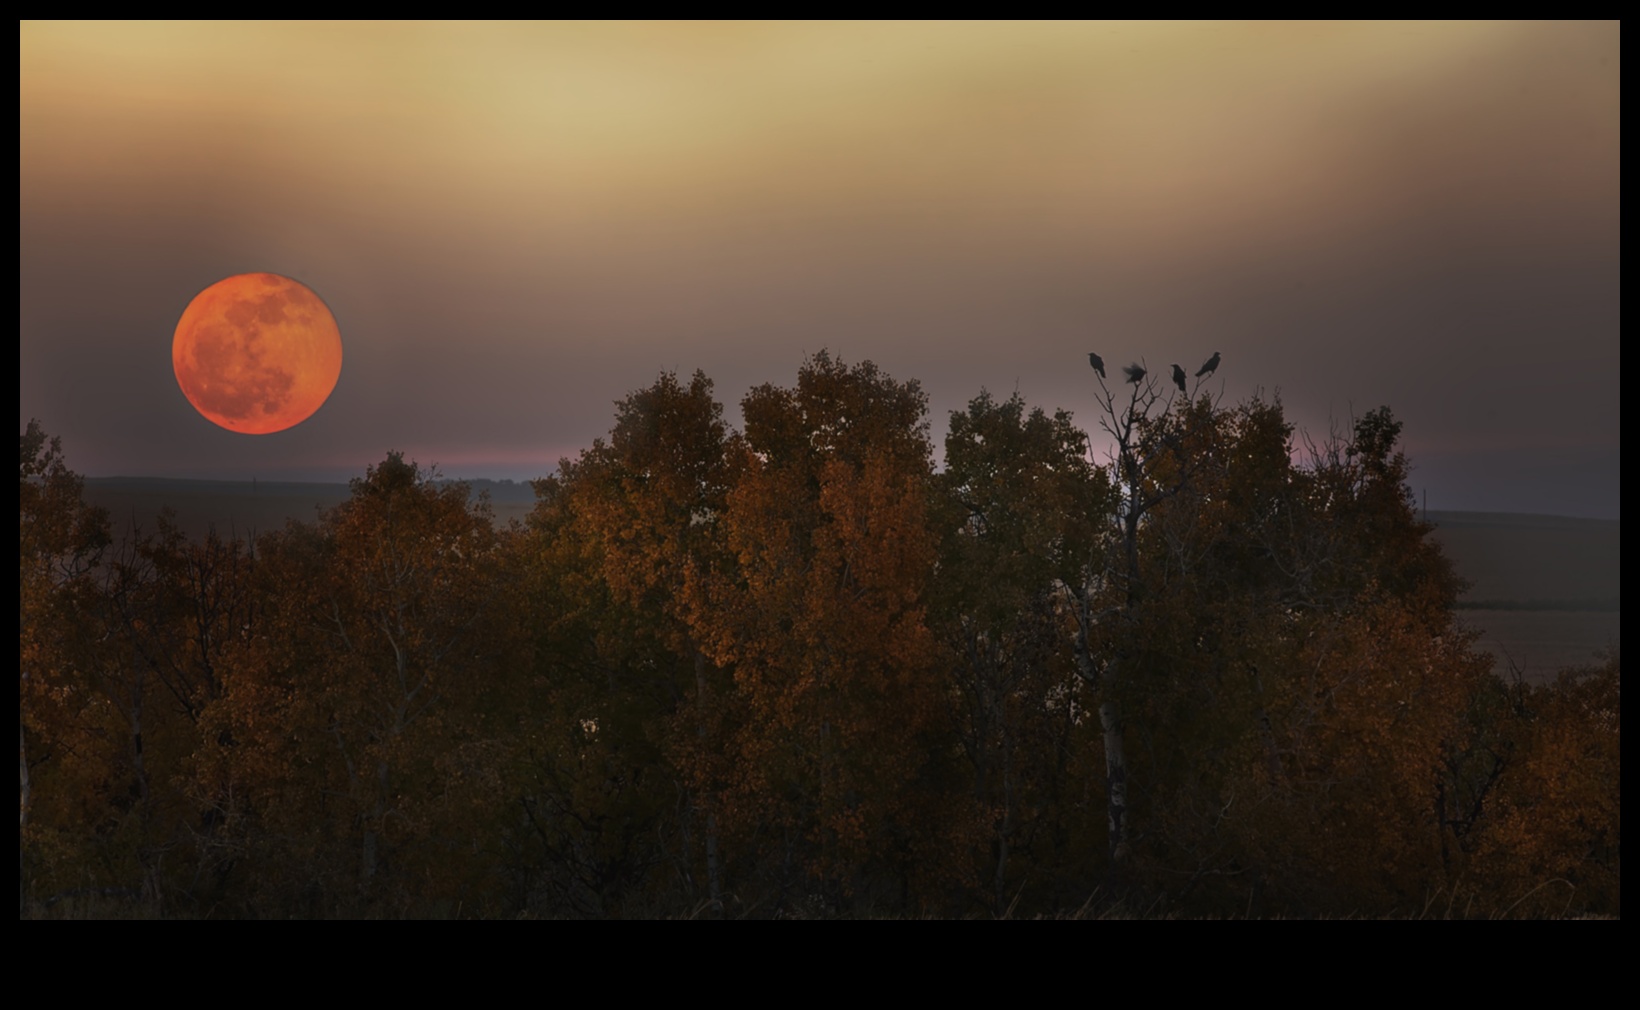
[22,422,273,913]
[687,352,971,912]
[1464,654,1620,915]
[1069,381,1500,911]
[21,359,1611,916]
[116,520,257,727]
[213,453,520,913]
[1065,365,1194,878]
[19,421,110,761]
[517,371,735,915]
[932,391,1113,913]
[19,421,114,912]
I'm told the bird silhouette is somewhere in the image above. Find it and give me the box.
[1171,364,1187,392]
[1196,351,1221,377]
[1124,363,1146,384]
[1088,352,1106,378]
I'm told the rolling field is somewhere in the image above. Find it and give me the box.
[1426,511,1620,609]
[1454,609,1620,682]
[1427,510,1620,682]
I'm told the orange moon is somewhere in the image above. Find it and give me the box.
[172,273,343,434]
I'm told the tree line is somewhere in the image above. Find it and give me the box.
[19,353,1619,917]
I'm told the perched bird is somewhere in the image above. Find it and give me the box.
[1171,364,1187,393]
[1196,351,1221,378]
[1087,352,1106,378]
[1124,363,1146,384]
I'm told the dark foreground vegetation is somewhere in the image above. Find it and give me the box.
[20,354,1620,918]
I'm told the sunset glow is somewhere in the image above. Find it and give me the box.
[20,21,1619,515]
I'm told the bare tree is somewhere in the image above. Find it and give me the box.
[1068,357,1216,882]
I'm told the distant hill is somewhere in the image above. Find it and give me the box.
[82,476,541,541]
[78,480,1618,682]
[84,477,352,541]
[1424,510,1620,611]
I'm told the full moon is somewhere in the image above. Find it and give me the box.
[172,273,343,434]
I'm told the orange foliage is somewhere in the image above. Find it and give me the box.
[17,378,1620,917]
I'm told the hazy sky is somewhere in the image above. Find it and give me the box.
[20,21,1620,517]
